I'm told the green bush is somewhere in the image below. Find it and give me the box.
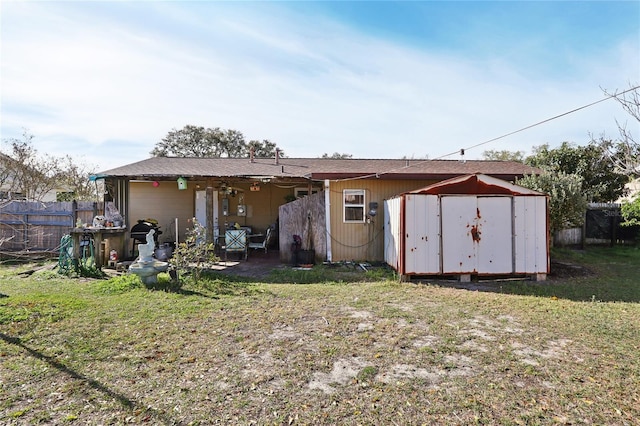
[94,274,143,295]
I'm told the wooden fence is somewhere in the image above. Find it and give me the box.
[0,200,102,254]
[554,204,638,247]
[278,192,326,264]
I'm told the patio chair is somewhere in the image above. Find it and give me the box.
[224,229,247,261]
[248,227,273,255]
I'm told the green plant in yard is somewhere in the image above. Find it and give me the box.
[169,218,219,286]
[94,274,143,295]
[621,194,640,226]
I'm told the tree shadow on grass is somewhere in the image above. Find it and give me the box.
[0,332,182,425]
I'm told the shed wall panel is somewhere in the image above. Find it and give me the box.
[514,196,548,273]
[404,194,440,274]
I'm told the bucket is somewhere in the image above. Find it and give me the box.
[298,249,315,265]
[154,244,173,261]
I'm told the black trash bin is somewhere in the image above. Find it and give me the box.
[291,234,302,266]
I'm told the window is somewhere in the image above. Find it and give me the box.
[343,189,365,223]
[295,187,319,199]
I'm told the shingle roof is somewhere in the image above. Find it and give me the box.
[96,157,538,181]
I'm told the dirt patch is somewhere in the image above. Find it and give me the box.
[550,260,593,279]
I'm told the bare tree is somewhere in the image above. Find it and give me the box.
[0,131,62,201]
[599,84,640,177]
[56,155,99,201]
[0,130,96,202]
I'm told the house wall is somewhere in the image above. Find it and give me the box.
[129,181,196,244]
[128,180,301,247]
[219,181,293,234]
[328,179,438,262]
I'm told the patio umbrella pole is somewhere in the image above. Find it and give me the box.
[175,218,178,246]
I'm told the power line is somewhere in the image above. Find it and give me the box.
[334,85,640,182]
[436,84,640,160]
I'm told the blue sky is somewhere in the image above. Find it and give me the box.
[1,1,639,172]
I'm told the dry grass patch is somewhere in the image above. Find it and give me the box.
[1,254,639,425]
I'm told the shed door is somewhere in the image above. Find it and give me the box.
[476,197,512,273]
[441,196,513,274]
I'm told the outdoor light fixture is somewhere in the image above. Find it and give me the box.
[368,201,378,217]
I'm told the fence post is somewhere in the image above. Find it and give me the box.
[72,200,78,227]
[581,212,586,250]
[23,213,28,251]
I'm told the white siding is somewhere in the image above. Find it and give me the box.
[404,194,440,274]
[441,196,478,273]
[514,196,548,273]
[390,193,548,276]
[476,197,513,274]
[384,197,401,270]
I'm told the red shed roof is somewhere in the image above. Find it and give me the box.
[407,173,545,196]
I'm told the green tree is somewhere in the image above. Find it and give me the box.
[482,149,525,162]
[517,170,587,236]
[620,195,640,227]
[525,142,627,202]
[321,152,353,159]
[247,139,280,157]
[151,125,283,158]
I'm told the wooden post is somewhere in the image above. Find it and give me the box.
[72,200,78,228]
[206,186,214,244]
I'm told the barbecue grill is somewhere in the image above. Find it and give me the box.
[130,220,162,255]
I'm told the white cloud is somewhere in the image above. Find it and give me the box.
[1,2,638,171]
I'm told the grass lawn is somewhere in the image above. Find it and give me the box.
[1,247,639,425]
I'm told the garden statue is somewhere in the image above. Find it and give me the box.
[129,229,168,285]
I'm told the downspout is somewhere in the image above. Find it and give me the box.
[324,179,332,262]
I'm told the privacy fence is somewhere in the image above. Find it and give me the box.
[555,203,639,247]
[0,200,102,254]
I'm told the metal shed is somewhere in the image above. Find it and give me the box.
[384,174,549,281]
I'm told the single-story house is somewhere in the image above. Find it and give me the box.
[94,155,539,263]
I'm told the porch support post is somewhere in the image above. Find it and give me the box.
[206,184,214,244]
[324,179,332,262]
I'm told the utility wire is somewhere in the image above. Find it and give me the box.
[436,84,640,160]
[334,85,640,182]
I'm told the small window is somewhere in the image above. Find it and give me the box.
[295,187,319,199]
[343,189,365,223]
